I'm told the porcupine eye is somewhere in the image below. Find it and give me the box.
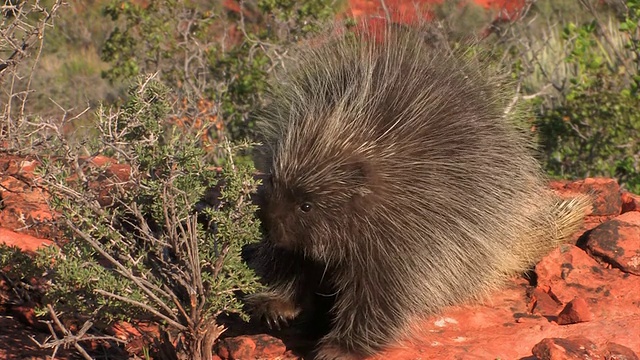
[300,202,312,212]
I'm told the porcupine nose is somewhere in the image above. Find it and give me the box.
[264,205,297,249]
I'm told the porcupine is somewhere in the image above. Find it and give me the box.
[245,21,591,360]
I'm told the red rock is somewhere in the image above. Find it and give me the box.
[0,228,53,252]
[0,156,39,179]
[217,334,287,360]
[528,287,562,317]
[108,321,162,356]
[9,305,39,328]
[583,215,619,231]
[584,212,640,275]
[8,304,49,332]
[604,342,640,360]
[106,163,131,182]
[535,245,604,303]
[622,192,640,213]
[346,0,527,25]
[86,155,115,167]
[0,315,75,359]
[551,178,622,216]
[0,154,134,234]
[347,0,435,23]
[0,161,56,238]
[557,298,593,325]
[110,321,160,341]
[217,335,256,360]
[532,336,600,359]
[83,155,131,182]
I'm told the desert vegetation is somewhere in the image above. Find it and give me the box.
[0,0,638,358]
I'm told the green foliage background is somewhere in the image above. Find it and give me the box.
[89,0,640,192]
[6,0,637,191]
[99,0,342,141]
[511,0,640,193]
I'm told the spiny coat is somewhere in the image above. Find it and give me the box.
[246,22,590,360]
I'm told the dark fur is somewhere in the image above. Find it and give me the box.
[246,22,590,360]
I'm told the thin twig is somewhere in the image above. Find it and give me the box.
[94,289,186,331]
[29,304,129,360]
[65,219,185,330]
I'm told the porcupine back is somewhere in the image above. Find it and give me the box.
[254,22,590,352]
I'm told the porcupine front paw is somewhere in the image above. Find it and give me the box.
[245,292,301,330]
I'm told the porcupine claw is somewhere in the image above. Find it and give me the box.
[265,314,289,330]
[279,315,289,327]
[264,315,276,330]
[247,292,300,330]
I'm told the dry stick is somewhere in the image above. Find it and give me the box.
[184,210,207,317]
[181,211,207,320]
[237,0,285,70]
[210,245,231,284]
[101,192,192,308]
[173,206,201,329]
[185,216,206,324]
[19,0,64,118]
[168,285,192,330]
[93,289,185,331]
[43,304,93,360]
[507,16,566,94]
[87,230,173,296]
[45,171,155,261]
[33,304,128,359]
[1,0,59,139]
[32,109,89,184]
[379,0,391,23]
[160,279,192,331]
[0,2,42,75]
[137,72,159,95]
[162,185,196,284]
[24,106,91,138]
[199,321,227,359]
[503,83,552,117]
[160,185,204,324]
[129,201,168,247]
[4,74,17,138]
[163,182,181,252]
[160,184,196,329]
[64,219,186,330]
[98,107,137,163]
[179,8,206,100]
[112,181,195,327]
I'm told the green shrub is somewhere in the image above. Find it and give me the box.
[34,75,263,358]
